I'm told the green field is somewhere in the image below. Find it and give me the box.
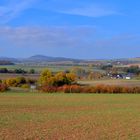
[0,65,70,73]
[0,64,94,73]
[0,93,140,140]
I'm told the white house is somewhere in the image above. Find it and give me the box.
[125,76,131,80]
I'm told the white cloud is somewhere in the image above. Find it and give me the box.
[36,0,121,18]
[55,4,119,17]
[0,0,37,24]
[0,0,121,25]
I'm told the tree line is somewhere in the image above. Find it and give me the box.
[0,68,35,74]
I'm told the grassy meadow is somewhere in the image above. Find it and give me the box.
[0,93,140,140]
[0,65,72,73]
[0,64,94,73]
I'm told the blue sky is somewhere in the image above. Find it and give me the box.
[0,0,140,59]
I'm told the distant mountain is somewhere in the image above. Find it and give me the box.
[28,55,54,61]
[0,57,19,62]
[25,55,81,63]
[0,55,82,63]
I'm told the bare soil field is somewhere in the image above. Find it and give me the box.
[0,93,140,140]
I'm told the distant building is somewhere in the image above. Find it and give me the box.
[30,85,37,92]
[109,74,123,79]
[125,76,131,80]
[123,73,133,80]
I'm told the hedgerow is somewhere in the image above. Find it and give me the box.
[40,84,140,93]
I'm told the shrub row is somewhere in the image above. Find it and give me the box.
[40,84,140,93]
[4,77,37,88]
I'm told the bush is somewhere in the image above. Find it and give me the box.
[5,78,17,87]
[26,78,37,85]
[5,77,37,88]
[41,86,57,93]
[15,77,26,85]
[20,84,30,89]
[0,83,8,92]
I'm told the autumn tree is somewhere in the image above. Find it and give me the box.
[53,72,76,86]
[39,69,53,86]
[39,69,77,87]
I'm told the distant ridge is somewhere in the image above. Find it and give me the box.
[0,57,18,62]
[26,55,82,62]
[0,55,140,64]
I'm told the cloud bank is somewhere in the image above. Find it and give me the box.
[0,26,95,48]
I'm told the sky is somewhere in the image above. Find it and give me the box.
[0,0,140,59]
